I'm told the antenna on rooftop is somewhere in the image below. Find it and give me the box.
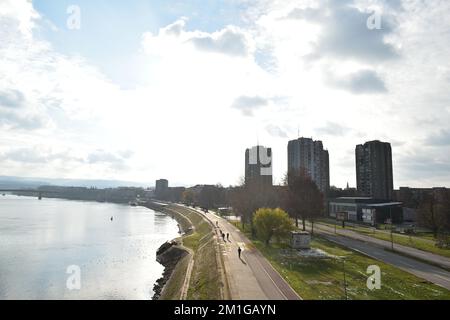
[257,130,259,147]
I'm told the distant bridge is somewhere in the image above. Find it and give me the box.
[0,189,60,200]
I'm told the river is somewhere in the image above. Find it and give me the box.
[0,194,179,300]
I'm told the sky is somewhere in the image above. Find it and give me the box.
[0,0,449,188]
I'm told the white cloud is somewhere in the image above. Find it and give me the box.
[326,69,387,94]
[1,0,450,188]
[142,18,253,58]
[231,95,269,116]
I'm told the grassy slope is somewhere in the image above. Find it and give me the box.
[169,206,222,300]
[159,254,190,300]
[233,222,450,300]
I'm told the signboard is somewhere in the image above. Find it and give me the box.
[336,212,348,221]
[291,232,311,249]
[362,208,376,225]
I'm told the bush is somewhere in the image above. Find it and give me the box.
[253,208,294,246]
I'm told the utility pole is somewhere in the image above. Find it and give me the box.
[390,207,394,251]
[335,215,337,234]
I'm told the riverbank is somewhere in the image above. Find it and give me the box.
[144,202,226,300]
[142,202,193,300]
[152,240,189,300]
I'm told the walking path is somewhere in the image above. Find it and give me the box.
[182,206,301,300]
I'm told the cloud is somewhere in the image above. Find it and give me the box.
[398,153,450,182]
[0,146,131,171]
[326,69,387,94]
[163,18,187,37]
[0,89,46,130]
[231,95,269,116]
[266,124,288,138]
[142,19,252,58]
[0,147,80,164]
[425,130,450,146]
[0,110,45,130]
[381,0,404,12]
[1,0,450,188]
[190,26,250,57]
[87,149,131,170]
[286,0,399,63]
[0,0,39,38]
[315,122,350,136]
[0,89,25,108]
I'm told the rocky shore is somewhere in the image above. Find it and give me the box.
[143,202,194,300]
[152,240,188,300]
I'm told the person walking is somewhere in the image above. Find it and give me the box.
[238,246,242,259]
[222,232,225,241]
[226,233,230,241]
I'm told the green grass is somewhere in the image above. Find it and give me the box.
[160,254,191,300]
[187,235,222,300]
[317,220,450,259]
[233,221,450,300]
[167,205,223,300]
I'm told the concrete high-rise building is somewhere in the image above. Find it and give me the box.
[355,140,393,200]
[287,137,330,194]
[155,179,169,199]
[245,146,272,188]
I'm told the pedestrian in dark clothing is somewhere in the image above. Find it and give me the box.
[238,247,242,259]
[222,233,225,241]
[226,233,230,241]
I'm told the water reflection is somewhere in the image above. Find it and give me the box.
[0,195,179,300]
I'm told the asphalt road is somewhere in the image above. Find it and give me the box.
[314,227,450,290]
[314,222,450,270]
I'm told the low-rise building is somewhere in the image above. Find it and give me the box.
[329,197,403,225]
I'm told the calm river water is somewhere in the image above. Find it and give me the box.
[0,195,179,300]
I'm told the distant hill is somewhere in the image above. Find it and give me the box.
[0,176,151,189]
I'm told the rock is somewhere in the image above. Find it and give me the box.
[152,241,188,300]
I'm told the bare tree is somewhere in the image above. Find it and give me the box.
[229,177,278,236]
[418,190,450,238]
[281,169,324,231]
[197,185,226,210]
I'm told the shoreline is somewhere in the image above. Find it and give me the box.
[152,240,188,300]
[142,202,193,300]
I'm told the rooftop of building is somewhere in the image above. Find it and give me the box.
[356,140,391,147]
[336,197,373,200]
[364,202,403,207]
[331,197,403,205]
